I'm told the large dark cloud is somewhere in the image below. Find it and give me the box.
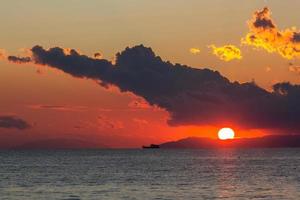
[8,45,300,132]
[0,116,31,130]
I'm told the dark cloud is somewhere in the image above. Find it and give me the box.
[94,52,102,59]
[0,116,31,130]
[253,18,275,29]
[292,32,300,43]
[7,56,31,63]
[7,44,300,132]
[252,7,275,29]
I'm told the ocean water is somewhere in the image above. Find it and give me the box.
[0,149,299,200]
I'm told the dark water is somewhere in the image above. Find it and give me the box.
[0,149,300,200]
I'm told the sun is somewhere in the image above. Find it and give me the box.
[218,128,235,140]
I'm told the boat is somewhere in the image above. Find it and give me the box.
[142,144,160,149]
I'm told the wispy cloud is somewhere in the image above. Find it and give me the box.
[189,48,201,55]
[28,105,87,112]
[289,65,300,74]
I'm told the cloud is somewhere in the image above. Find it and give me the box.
[28,104,87,112]
[94,52,102,59]
[7,44,300,132]
[289,65,300,74]
[8,55,31,63]
[242,7,300,60]
[210,45,242,61]
[189,48,201,55]
[0,115,31,130]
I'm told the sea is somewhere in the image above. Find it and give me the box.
[0,149,299,200]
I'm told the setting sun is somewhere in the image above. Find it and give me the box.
[218,128,235,140]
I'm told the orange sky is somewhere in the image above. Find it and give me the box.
[0,1,300,148]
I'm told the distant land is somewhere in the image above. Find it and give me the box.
[2,135,300,150]
[160,135,300,149]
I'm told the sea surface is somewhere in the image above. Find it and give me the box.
[0,149,300,200]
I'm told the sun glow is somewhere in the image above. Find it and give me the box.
[218,128,235,140]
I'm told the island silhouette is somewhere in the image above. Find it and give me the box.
[159,135,300,149]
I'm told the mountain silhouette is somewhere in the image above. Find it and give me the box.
[160,135,300,148]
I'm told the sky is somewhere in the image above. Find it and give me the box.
[1,0,300,148]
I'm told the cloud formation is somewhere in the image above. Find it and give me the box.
[7,56,31,63]
[0,115,31,130]
[7,45,300,132]
[210,45,242,61]
[242,7,300,59]
[289,65,300,74]
[189,48,201,55]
